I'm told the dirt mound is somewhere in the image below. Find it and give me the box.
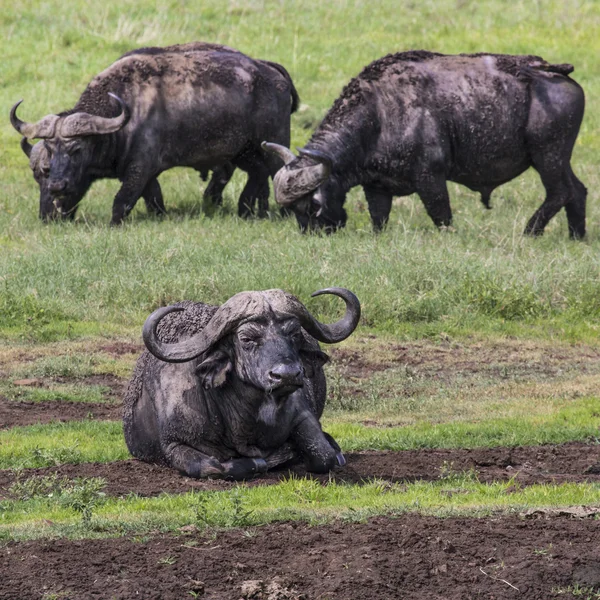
[1,442,598,499]
[3,514,600,599]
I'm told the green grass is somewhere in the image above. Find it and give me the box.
[2,476,600,541]
[0,0,600,342]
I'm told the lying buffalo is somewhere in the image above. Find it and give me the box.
[11,42,299,224]
[264,51,586,238]
[123,287,360,479]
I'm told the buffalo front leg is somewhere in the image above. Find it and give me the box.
[292,412,342,473]
[142,178,166,216]
[415,173,453,229]
[364,186,393,231]
[111,165,154,225]
[166,442,267,480]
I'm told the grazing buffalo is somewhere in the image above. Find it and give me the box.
[123,288,361,479]
[11,42,299,224]
[264,51,586,238]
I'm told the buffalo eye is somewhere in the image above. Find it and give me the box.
[238,334,260,349]
[41,165,50,177]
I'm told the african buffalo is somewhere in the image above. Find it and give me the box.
[11,42,299,224]
[264,51,586,238]
[123,288,361,479]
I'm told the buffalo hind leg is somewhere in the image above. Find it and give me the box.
[525,157,578,237]
[564,167,587,239]
[364,186,393,231]
[416,173,453,229]
[201,163,236,215]
[234,151,271,218]
[166,442,267,480]
[142,178,166,216]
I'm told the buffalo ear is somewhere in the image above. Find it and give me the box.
[300,348,329,377]
[196,351,232,389]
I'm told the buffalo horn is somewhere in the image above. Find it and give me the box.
[10,100,60,139]
[285,287,361,343]
[60,93,130,137]
[143,288,361,364]
[298,147,333,173]
[261,141,296,166]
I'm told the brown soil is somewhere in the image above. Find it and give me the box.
[330,339,600,381]
[1,442,598,499]
[0,396,122,429]
[3,514,600,599]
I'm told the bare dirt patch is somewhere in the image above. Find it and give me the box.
[0,396,121,429]
[2,514,600,599]
[330,338,600,381]
[1,443,598,499]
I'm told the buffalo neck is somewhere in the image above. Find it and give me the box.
[306,94,376,192]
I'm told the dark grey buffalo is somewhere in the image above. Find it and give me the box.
[123,287,360,479]
[264,51,586,238]
[11,42,299,224]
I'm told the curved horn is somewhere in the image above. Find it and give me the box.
[143,292,271,363]
[262,141,297,166]
[10,100,26,135]
[293,287,360,343]
[20,137,33,158]
[298,147,333,173]
[10,101,60,139]
[60,93,130,137]
[143,306,189,362]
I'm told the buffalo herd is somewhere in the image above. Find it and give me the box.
[11,44,586,237]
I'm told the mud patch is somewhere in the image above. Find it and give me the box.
[0,396,121,429]
[2,514,600,599]
[1,442,598,499]
[97,342,143,357]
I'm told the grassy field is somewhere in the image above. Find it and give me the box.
[2,0,600,545]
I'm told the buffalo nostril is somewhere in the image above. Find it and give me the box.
[268,364,303,384]
[49,180,67,193]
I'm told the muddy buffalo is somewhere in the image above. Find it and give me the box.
[11,42,299,224]
[123,288,360,480]
[264,51,586,238]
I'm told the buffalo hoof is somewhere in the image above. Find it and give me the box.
[222,457,268,481]
[336,452,346,467]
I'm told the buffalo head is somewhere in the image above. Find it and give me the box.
[11,94,129,220]
[142,287,360,398]
[262,142,346,231]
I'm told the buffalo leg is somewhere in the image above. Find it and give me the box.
[142,178,166,216]
[202,163,236,213]
[166,442,267,480]
[415,174,453,228]
[525,150,576,237]
[292,412,339,473]
[111,166,153,225]
[364,186,393,231]
[564,167,587,239]
[235,151,271,218]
